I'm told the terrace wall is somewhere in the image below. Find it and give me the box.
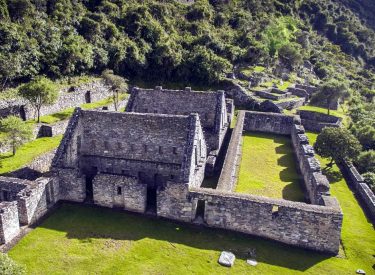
[341,161,375,222]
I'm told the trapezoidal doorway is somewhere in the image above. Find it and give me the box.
[85,166,98,203]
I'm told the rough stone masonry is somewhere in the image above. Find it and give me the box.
[0,88,342,255]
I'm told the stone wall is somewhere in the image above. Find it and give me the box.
[297,110,342,132]
[341,161,375,222]
[17,177,58,225]
[291,124,330,204]
[0,80,111,121]
[55,168,85,202]
[0,202,20,244]
[275,98,305,110]
[189,188,342,254]
[93,174,147,213]
[5,149,56,180]
[221,80,260,110]
[243,111,297,135]
[287,87,309,99]
[157,182,194,222]
[216,111,245,192]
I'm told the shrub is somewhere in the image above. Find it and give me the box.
[355,150,375,174]
[362,172,375,193]
[0,253,25,275]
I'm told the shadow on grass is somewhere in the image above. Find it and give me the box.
[0,154,12,160]
[36,203,332,272]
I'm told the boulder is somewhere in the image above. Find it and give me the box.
[218,251,235,267]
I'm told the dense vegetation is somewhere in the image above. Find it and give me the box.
[0,0,374,87]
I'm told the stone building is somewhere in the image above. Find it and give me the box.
[126,86,233,174]
[51,108,207,213]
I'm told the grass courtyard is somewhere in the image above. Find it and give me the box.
[235,132,305,202]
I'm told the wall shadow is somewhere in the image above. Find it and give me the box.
[35,203,333,272]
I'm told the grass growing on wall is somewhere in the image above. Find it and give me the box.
[236,132,305,202]
[0,135,62,174]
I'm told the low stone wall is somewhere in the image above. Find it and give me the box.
[297,110,342,132]
[276,98,305,110]
[243,111,297,135]
[222,80,260,110]
[0,80,111,121]
[189,188,342,254]
[295,84,318,96]
[93,174,147,213]
[287,87,309,99]
[341,161,375,222]
[216,111,245,192]
[4,149,56,180]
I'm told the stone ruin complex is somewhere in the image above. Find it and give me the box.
[0,87,343,255]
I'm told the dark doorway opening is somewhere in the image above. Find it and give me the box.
[85,166,97,203]
[85,91,91,103]
[20,105,26,121]
[146,186,157,214]
[195,200,205,220]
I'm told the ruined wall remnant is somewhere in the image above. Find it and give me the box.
[243,111,297,135]
[297,110,342,132]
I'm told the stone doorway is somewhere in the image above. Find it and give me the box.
[84,166,97,203]
[195,200,206,223]
[146,186,157,214]
[85,91,91,103]
[20,105,26,121]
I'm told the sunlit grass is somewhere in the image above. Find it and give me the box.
[236,132,305,201]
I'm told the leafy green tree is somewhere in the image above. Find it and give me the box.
[60,34,94,76]
[355,150,375,174]
[311,79,349,115]
[314,127,362,167]
[362,172,375,193]
[352,125,375,150]
[0,116,33,155]
[278,43,302,69]
[7,0,33,21]
[19,77,58,123]
[0,0,9,20]
[101,70,128,111]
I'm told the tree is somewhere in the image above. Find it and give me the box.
[311,79,349,115]
[362,172,375,193]
[18,77,58,123]
[0,253,25,275]
[278,43,303,69]
[355,150,375,174]
[314,127,362,167]
[101,70,128,111]
[0,116,33,155]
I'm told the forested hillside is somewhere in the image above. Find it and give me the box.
[0,0,374,87]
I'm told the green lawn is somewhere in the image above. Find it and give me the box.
[235,132,305,202]
[0,135,62,174]
[297,105,345,119]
